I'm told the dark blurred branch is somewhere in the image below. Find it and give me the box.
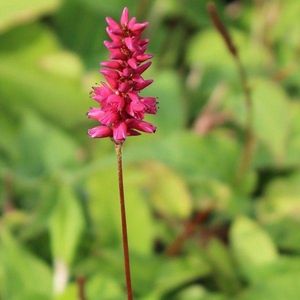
[77,276,86,300]
[207,3,237,57]
[165,208,212,256]
[207,2,255,183]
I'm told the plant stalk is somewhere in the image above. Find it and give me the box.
[115,143,133,300]
[77,276,86,300]
[207,2,255,183]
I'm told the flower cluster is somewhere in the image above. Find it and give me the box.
[88,7,157,143]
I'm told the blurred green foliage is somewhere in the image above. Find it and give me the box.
[0,0,300,299]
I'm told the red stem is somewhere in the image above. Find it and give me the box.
[115,143,133,300]
[77,276,86,300]
[165,208,212,256]
[207,2,255,182]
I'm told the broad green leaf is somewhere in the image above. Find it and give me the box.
[87,275,124,300]
[145,162,192,219]
[0,229,51,299]
[286,103,300,166]
[230,216,278,281]
[251,79,290,163]
[206,239,240,294]
[257,173,300,252]
[153,255,211,298]
[239,270,300,300]
[0,23,58,64]
[55,284,77,300]
[271,1,300,52]
[39,51,84,79]
[0,0,60,33]
[264,219,300,254]
[49,185,85,265]
[0,24,88,129]
[257,173,300,222]
[175,286,227,300]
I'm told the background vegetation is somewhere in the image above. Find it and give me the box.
[0,0,300,299]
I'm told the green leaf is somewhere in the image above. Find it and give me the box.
[175,286,227,300]
[257,173,300,252]
[49,185,85,265]
[252,79,290,164]
[0,23,58,63]
[145,162,192,219]
[0,24,88,129]
[230,216,279,281]
[286,102,300,166]
[0,229,51,299]
[0,0,60,34]
[239,269,300,300]
[54,284,77,300]
[153,255,211,298]
[206,239,240,294]
[87,275,124,300]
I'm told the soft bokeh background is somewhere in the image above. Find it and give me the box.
[0,0,300,299]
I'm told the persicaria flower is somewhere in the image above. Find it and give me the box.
[87,7,157,143]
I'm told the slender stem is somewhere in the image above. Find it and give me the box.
[115,143,133,300]
[165,208,212,256]
[235,58,255,182]
[207,2,255,183]
[77,276,86,300]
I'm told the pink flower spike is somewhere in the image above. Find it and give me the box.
[137,61,152,74]
[120,7,129,26]
[128,17,136,29]
[134,78,153,90]
[110,49,127,60]
[118,82,130,93]
[92,85,113,103]
[100,111,119,125]
[106,27,121,41]
[128,129,141,136]
[124,37,136,52]
[141,97,157,114]
[136,54,153,62]
[128,58,138,69]
[131,22,149,33]
[88,126,112,138]
[113,122,127,142]
[104,40,122,49]
[87,108,104,120]
[106,17,122,33]
[88,7,157,143]
[100,69,119,79]
[128,119,156,133]
[100,69,120,80]
[101,60,122,69]
[107,94,125,110]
